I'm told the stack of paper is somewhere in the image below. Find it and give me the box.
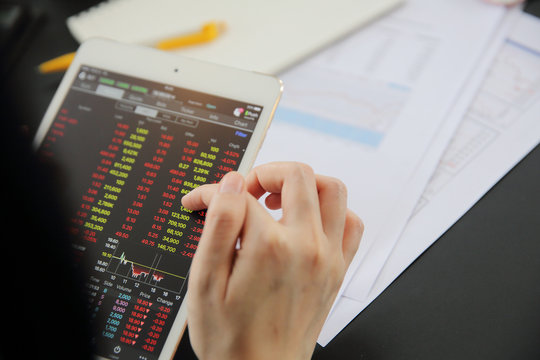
[318,7,540,345]
[255,0,504,342]
[253,0,540,346]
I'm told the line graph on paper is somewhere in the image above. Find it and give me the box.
[106,241,187,294]
[274,17,441,146]
[280,68,409,133]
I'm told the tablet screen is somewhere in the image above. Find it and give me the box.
[37,65,263,359]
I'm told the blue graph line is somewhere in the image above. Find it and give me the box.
[505,38,540,58]
[274,107,385,147]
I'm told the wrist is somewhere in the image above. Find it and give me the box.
[195,336,316,360]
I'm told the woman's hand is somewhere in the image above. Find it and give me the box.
[181,162,363,360]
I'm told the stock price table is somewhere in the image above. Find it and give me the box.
[38,71,255,359]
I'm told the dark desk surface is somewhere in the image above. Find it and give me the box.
[3,1,539,359]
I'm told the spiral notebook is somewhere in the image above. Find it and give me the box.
[66,0,403,74]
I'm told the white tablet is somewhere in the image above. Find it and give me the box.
[33,38,282,360]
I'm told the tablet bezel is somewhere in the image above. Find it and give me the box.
[33,37,282,360]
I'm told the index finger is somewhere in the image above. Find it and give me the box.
[181,183,218,210]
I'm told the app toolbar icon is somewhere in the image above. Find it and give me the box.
[233,107,245,117]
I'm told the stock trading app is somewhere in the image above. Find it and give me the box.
[37,65,262,359]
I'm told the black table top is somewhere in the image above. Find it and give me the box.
[3,1,539,359]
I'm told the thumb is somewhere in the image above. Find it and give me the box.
[189,172,247,296]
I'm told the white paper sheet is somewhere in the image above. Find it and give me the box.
[339,0,507,302]
[255,0,504,332]
[319,9,540,346]
[341,6,518,304]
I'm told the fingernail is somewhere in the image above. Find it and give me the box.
[219,172,244,194]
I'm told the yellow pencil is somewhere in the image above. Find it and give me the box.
[38,52,77,74]
[156,21,226,50]
[38,21,226,74]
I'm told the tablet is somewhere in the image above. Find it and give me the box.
[33,38,282,360]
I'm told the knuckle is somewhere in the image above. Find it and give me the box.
[326,177,348,199]
[299,162,316,178]
[255,229,295,270]
[288,162,315,180]
[261,232,289,260]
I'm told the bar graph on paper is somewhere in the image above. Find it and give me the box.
[414,36,540,212]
